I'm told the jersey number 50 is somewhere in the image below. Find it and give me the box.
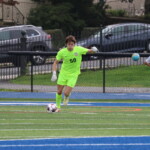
[70,58,76,63]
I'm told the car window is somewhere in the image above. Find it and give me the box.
[110,26,124,34]
[126,24,149,32]
[9,30,22,39]
[93,26,125,38]
[102,26,112,34]
[135,25,148,30]
[26,29,39,37]
[0,31,10,41]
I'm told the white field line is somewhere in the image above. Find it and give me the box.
[138,95,150,97]
[0,128,150,131]
[0,118,117,120]
[0,135,150,141]
[0,119,103,121]
[0,101,149,104]
[0,123,150,125]
[0,143,150,147]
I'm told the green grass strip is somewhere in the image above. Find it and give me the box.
[9,65,150,87]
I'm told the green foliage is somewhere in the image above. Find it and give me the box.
[81,27,100,39]
[28,0,106,32]
[144,13,150,19]
[107,9,126,17]
[45,29,65,50]
[28,3,86,32]
[145,0,150,14]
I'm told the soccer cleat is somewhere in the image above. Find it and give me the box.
[54,108,61,113]
[63,96,69,105]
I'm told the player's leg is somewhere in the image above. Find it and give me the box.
[63,75,78,105]
[56,85,64,110]
[63,86,72,105]
[55,73,67,111]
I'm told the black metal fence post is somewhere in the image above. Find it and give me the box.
[20,31,27,76]
[30,56,33,92]
[99,25,103,70]
[102,56,106,93]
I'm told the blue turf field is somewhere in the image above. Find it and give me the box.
[0,91,150,100]
[0,91,150,150]
[0,101,150,107]
[0,136,150,150]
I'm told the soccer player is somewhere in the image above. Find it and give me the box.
[51,35,98,112]
[144,56,150,67]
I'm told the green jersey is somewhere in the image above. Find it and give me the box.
[56,46,88,76]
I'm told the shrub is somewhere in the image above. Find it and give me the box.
[81,27,100,39]
[45,29,65,51]
[144,13,150,20]
[107,9,126,17]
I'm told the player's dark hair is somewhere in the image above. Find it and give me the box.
[65,35,76,44]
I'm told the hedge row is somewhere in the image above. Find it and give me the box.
[45,29,65,51]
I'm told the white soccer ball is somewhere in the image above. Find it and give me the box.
[47,103,57,113]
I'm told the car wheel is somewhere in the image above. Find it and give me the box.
[31,50,46,65]
[147,41,150,52]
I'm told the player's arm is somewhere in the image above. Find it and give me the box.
[52,59,59,72]
[144,56,150,67]
[51,59,59,82]
[87,46,99,53]
[144,61,150,67]
[79,46,98,55]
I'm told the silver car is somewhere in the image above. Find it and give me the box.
[77,23,150,53]
[0,25,52,66]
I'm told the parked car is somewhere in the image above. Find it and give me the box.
[77,23,150,55]
[0,25,52,66]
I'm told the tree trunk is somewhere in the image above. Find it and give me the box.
[145,0,150,14]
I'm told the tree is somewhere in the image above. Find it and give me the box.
[145,0,150,14]
[28,3,85,31]
[28,0,106,31]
